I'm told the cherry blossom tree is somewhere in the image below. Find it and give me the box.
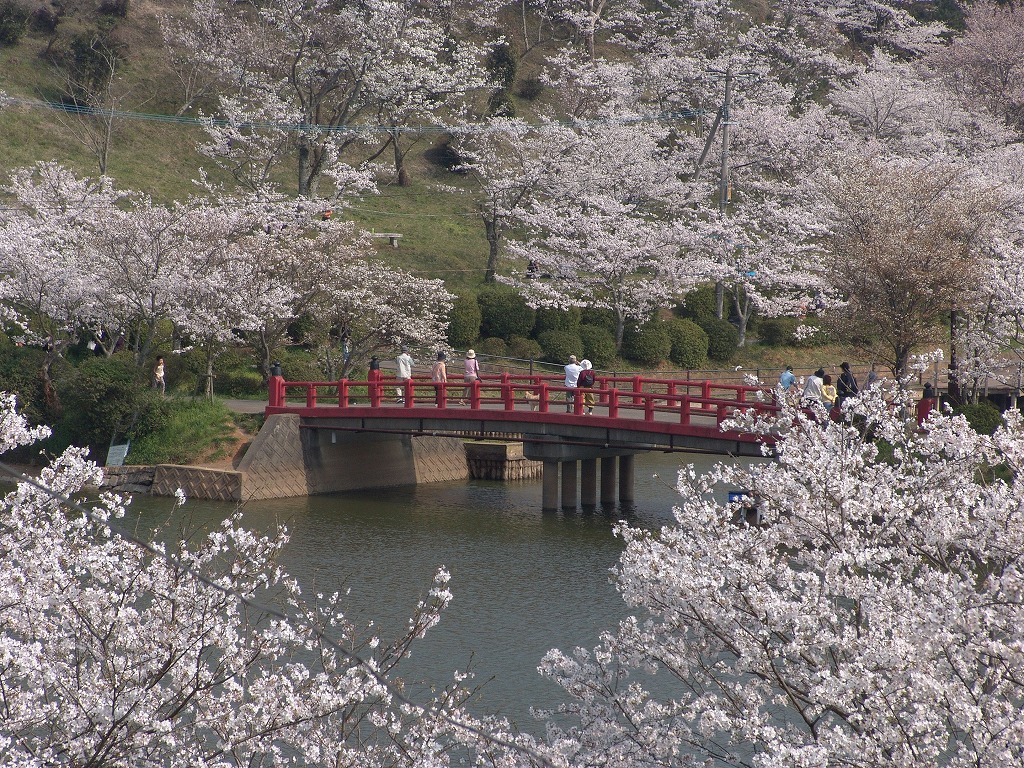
[510,197,681,348]
[0,162,122,410]
[453,118,582,282]
[536,385,1024,767]
[952,222,1024,404]
[86,195,218,369]
[830,50,1016,157]
[306,260,454,378]
[178,0,492,196]
[541,0,642,60]
[928,0,1024,132]
[500,122,691,346]
[364,6,491,188]
[0,392,530,768]
[219,203,372,382]
[814,154,1002,377]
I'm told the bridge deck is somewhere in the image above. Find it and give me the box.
[266,372,779,455]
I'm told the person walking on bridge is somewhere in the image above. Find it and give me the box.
[395,346,414,404]
[460,349,479,405]
[431,351,447,407]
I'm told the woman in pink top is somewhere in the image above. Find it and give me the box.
[461,349,479,404]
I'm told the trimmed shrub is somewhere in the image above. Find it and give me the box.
[622,320,672,366]
[478,336,508,358]
[699,318,739,362]
[477,286,535,341]
[271,347,323,384]
[508,335,542,361]
[533,306,581,337]
[537,329,583,364]
[486,41,517,90]
[665,318,709,369]
[425,139,464,171]
[953,400,1002,435]
[757,317,801,347]
[578,324,617,369]
[51,353,169,457]
[448,293,482,348]
[215,368,265,397]
[97,0,129,17]
[580,307,617,335]
[0,336,49,424]
[677,284,718,325]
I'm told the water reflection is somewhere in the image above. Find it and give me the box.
[123,450,759,732]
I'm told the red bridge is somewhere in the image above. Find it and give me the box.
[265,372,777,509]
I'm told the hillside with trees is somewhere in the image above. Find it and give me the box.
[2,0,1023,395]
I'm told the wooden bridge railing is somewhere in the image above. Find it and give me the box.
[267,372,779,431]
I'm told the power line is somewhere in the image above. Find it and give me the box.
[3,95,702,135]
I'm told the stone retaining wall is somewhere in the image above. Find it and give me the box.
[99,465,155,494]
[98,419,526,500]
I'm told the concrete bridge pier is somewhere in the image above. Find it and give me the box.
[580,459,597,507]
[530,442,638,511]
[542,460,560,511]
[600,456,616,505]
[619,454,635,504]
[560,461,577,510]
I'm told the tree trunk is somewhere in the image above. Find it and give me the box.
[392,131,410,187]
[614,309,625,350]
[298,140,312,197]
[732,288,751,347]
[484,216,500,283]
[40,349,61,415]
[947,310,962,406]
[714,280,724,320]
[204,351,215,400]
[255,333,273,384]
[895,347,911,380]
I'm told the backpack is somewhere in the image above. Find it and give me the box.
[578,370,595,388]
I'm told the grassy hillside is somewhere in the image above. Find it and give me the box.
[0,0,511,289]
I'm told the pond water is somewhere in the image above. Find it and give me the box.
[124,450,759,732]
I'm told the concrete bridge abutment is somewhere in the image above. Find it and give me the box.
[236,414,467,499]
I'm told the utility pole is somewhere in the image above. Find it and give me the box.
[719,69,733,216]
[689,68,753,319]
[714,69,734,319]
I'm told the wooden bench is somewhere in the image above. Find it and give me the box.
[368,232,403,248]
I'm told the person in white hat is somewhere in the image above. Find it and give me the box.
[578,359,596,414]
[461,349,479,405]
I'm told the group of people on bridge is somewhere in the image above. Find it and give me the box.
[779,362,937,424]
